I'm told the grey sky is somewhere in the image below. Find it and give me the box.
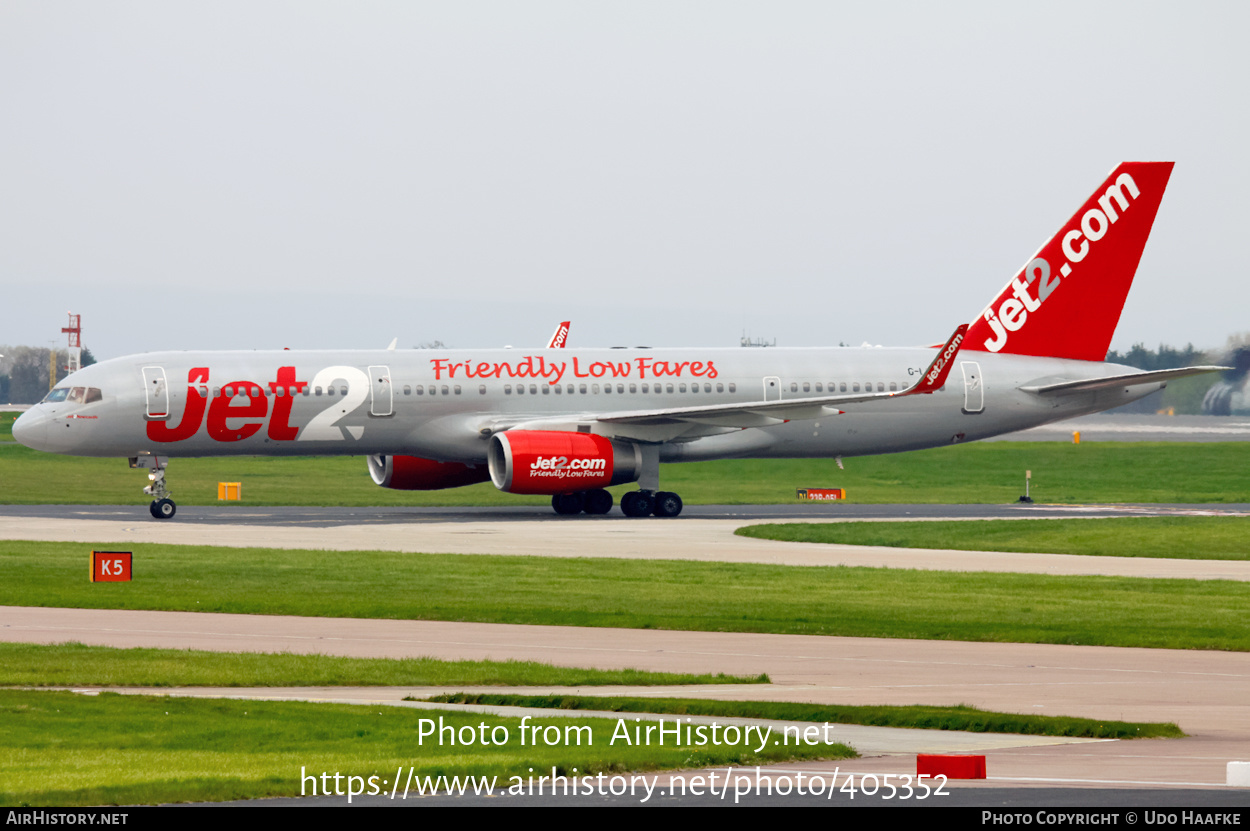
[2,2,1247,359]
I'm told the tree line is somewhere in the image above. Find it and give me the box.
[0,346,97,404]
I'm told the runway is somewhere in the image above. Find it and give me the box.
[2,503,1248,580]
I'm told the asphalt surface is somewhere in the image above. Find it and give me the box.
[5,501,1250,525]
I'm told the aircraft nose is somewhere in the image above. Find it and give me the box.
[11,408,47,450]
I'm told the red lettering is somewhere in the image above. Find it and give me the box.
[267,367,306,441]
[146,367,209,443]
[206,381,269,442]
[516,356,541,378]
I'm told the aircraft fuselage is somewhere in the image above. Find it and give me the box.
[15,346,1155,463]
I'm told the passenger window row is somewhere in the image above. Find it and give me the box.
[787,381,903,394]
[501,382,737,395]
[195,379,753,401]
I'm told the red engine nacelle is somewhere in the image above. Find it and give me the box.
[367,454,491,490]
[488,431,641,494]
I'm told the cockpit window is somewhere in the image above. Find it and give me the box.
[40,386,103,405]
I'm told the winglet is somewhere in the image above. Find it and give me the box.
[547,321,571,349]
[905,324,967,395]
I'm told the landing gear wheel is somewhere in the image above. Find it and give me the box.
[620,491,654,517]
[652,491,683,518]
[150,498,177,519]
[552,492,585,515]
[582,489,614,515]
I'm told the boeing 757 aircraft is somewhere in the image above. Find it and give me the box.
[14,162,1225,519]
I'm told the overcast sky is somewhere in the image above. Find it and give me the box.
[2,1,1247,359]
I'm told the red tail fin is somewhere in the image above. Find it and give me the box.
[964,162,1174,362]
[546,321,571,349]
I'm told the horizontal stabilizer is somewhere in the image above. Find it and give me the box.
[1019,366,1229,396]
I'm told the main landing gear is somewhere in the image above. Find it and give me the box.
[545,443,683,518]
[551,489,613,515]
[550,489,683,518]
[622,490,683,518]
[131,455,177,519]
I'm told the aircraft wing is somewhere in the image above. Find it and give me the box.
[1018,366,1230,396]
[596,325,969,428]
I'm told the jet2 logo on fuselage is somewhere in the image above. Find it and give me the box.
[145,366,364,444]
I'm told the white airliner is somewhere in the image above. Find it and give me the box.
[14,162,1225,519]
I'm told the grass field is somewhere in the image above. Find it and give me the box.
[737,517,1250,560]
[423,694,1183,740]
[0,689,850,806]
[4,540,1247,650]
[2,441,1250,505]
[0,642,763,687]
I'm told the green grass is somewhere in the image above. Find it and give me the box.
[3,540,1248,651]
[2,442,1250,505]
[423,694,1184,740]
[0,411,15,442]
[0,642,764,688]
[0,689,849,806]
[737,517,1250,560]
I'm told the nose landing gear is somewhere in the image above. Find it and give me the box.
[150,497,176,519]
[130,455,177,519]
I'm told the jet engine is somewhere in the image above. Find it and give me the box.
[488,430,641,494]
[367,454,491,490]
